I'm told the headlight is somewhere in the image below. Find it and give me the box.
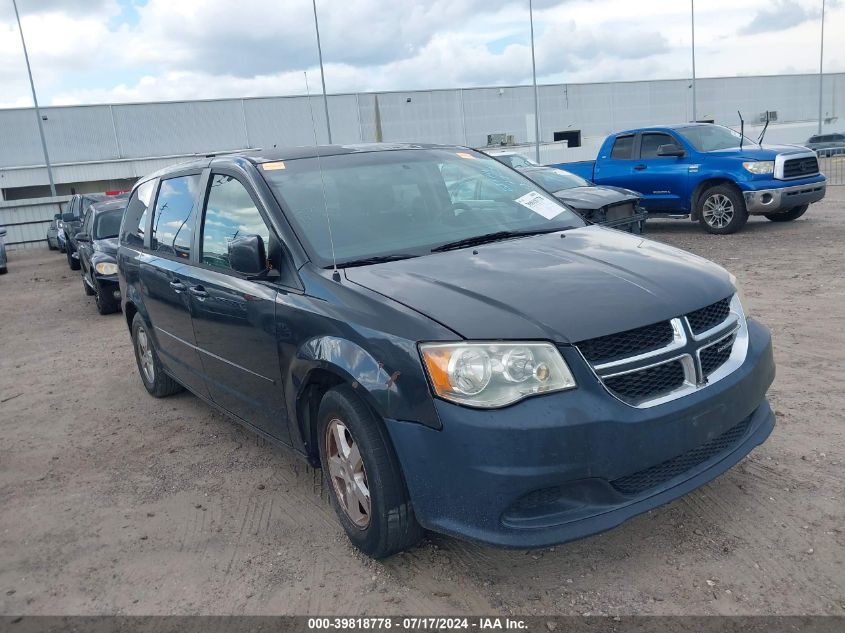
[94,261,118,275]
[728,272,749,315]
[419,341,576,408]
[742,161,774,175]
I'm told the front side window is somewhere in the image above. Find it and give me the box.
[151,174,200,258]
[262,149,584,267]
[122,180,155,247]
[610,135,634,159]
[201,175,270,271]
[639,133,677,159]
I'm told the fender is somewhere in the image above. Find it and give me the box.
[286,334,442,458]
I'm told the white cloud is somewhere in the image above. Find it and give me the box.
[0,0,842,108]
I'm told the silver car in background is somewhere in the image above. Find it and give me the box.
[805,132,845,157]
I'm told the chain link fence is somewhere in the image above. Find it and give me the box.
[818,155,845,186]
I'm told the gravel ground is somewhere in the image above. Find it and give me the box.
[1,190,843,616]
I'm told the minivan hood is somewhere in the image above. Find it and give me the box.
[344,227,735,343]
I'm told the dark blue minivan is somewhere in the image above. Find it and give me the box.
[117,144,775,558]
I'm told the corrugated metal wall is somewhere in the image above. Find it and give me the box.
[1,73,842,190]
[0,196,69,249]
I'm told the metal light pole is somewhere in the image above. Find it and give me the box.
[817,0,826,134]
[12,0,56,197]
[311,0,332,144]
[529,0,540,163]
[691,0,697,123]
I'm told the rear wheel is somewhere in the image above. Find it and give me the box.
[765,204,809,222]
[697,185,748,234]
[317,385,423,558]
[131,313,183,397]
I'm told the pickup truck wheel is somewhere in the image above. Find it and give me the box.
[698,185,748,234]
[131,313,183,397]
[66,242,80,270]
[317,385,423,558]
[764,204,809,222]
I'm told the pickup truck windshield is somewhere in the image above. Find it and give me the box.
[678,125,755,152]
[262,149,583,267]
[94,210,123,240]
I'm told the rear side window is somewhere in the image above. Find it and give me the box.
[639,133,677,159]
[151,174,201,258]
[201,174,270,271]
[610,135,634,159]
[121,180,155,247]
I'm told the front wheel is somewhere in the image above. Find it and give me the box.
[95,282,119,315]
[131,313,183,397]
[317,385,423,558]
[765,204,809,222]
[66,242,80,270]
[697,185,748,234]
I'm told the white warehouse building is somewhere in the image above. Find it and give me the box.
[0,72,842,245]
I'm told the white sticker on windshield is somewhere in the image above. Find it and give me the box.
[515,191,564,220]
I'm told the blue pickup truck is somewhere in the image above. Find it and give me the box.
[554,123,827,234]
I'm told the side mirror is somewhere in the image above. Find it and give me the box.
[75,232,91,243]
[61,213,75,222]
[228,234,266,275]
[657,143,685,157]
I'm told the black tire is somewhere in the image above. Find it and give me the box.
[66,241,80,270]
[317,385,423,558]
[0,267,6,275]
[83,276,96,296]
[95,281,119,315]
[764,204,809,222]
[130,313,183,397]
[697,185,748,234]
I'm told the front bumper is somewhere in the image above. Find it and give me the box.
[742,177,826,215]
[387,319,775,548]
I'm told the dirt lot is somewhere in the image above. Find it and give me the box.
[1,191,844,617]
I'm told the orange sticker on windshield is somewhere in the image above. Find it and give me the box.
[261,161,286,170]
[456,152,476,160]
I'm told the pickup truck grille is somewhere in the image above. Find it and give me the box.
[782,156,819,179]
[575,296,745,407]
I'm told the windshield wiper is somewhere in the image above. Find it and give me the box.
[336,254,419,268]
[431,228,568,253]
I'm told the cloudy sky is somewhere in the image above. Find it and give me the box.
[1,0,842,109]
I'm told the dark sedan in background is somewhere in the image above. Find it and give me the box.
[75,198,126,314]
[518,166,647,234]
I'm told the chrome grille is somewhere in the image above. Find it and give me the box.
[575,295,748,408]
[687,297,731,335]
[578,321,674,364]
[783,156,819,179]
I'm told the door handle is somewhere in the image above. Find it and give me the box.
[188,285,209,299]
[633,164,647,171]
[169,280,186,292]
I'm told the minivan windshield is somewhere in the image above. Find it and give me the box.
[94,209,123,239]
[677,125,756,152]
[262,149,584,267]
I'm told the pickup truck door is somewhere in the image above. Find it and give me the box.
[629,132,690,212]
[593,134,638,189]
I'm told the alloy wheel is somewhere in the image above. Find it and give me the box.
[702,193,735,229]
[136,326,155,383]
[326,418,371,528]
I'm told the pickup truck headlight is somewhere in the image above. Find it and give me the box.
[742,161,774,175]
[419,342,576,408]
[94,261,118,275]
